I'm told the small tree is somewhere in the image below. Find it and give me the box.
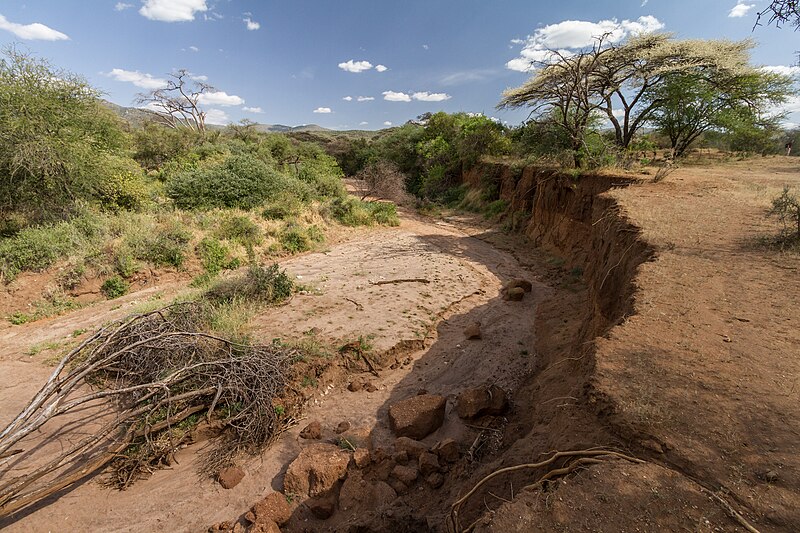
[768,186,800,242]
[356,160,409,203]
[136,69,214,133]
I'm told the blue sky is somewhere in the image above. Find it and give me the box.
[0,0,797,129]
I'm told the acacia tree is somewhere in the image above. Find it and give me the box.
[500,35,616,168]
[136,69,213,133]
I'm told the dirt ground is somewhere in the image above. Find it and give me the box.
[1,156,799,532]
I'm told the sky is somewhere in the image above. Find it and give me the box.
[0,0,797,130]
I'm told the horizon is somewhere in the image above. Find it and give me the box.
[1,0,798,130]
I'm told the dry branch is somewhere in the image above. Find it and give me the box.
[0,301,298,519]
[369,278,430,286]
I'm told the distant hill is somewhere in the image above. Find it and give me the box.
[102,100,332,133]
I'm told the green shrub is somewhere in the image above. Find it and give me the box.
[166,154,310,210]
[216,216,263,247]
[262,194,306,220]
[297,154,347,199]
[197,237,238,275]
[328,198,400,227]
[205,263,294,305]
[113,248,139,278]
[278,223,325,254]
[127,220,192,268]
[101,275,129,299]
[483,199,507,220]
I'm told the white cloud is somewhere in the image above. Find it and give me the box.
[761,65,800,77]
[313,107,332,113]
[507,16,664,72]
[244,17,260,30]
[359,121,369,125]
[0,14,69,40]
[440,69,497,86]
[343,96,353,101]
[375,64,388,72]
[107,68,166,89]
[242,106,263,113]
[205,108,229,125]
[139,0,208,22]
[190,73,208,81]
[115,2,134,10]
[729,2,755,17]
[198,91,245,106]
[338,60,373,73]
[383,91,411,102]
[383,121,393,126]
[412,91,451,102]
[423,44,429,50]
[189,45,199,52]
[357,96,375,102]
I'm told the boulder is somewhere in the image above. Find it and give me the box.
[463,322,482,340]
[391,464,419,485]
[418,452,440,476]
[394,437,427,458]
[347,380,363,392]
[218,466,245,489]
[283,443,350,497]
[388,394,446,439]
[300,420,322,440]
[339,471,397,512]
[249,492,292,526]
[504,287,525,301]
[432,438,460,463]
[456,385,509,419]
[504,279,533,292]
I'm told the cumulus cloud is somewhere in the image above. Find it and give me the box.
[107,68,166,89]
[139,0,208,22]
[189,45,199,52]
[729,2,756,17]
[115,2,134,10]
[383,91,411,102]
[357,96,375,102]
[375,64,388,72]
[761,65,800,77]
[313,107,332,113]
[506,16,664,72]
[242,106,263,113]
[0,14,69,40]
[412,91,451,102]
[343,96,353,101]
[244,17,260,30]
[359,121,369,125]
[205,109,229,126]
[198,91,245,106]
[383,121,393,126]
[338,60,374,73]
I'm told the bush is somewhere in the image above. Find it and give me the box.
[197,237,238,275]
[768,186,800,246]
[278,224,325,253]
[328,198,400,227]
[126,220,192,268]
[101,275,129,299]
[216,216,263,247]
[483,199,507,220]
[205,263,294,305]
[297,153,346,199]
[166,154,308,210]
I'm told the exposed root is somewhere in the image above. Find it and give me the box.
[447,449,644,533]
[703,489,762,533]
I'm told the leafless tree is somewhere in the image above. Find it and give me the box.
[756,1,800,29]
[136,69,213,133]
[356,160,410,203]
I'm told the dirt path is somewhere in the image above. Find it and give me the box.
[0,212,548,532]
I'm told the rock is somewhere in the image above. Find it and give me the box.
[335,421,351,434]
[353,448,371,469]
[391,464,419,485]
[283,443,350,497]
[209,522,232,532]
[306,493,336,519]
[300,420,322,440]
[418,452,440,476]
[232,523,244,533]
[464,322,482,340]
[456,385,509,419]
[348,380,363,392]
[505,279,533,292]
[504,287,525,301]
[339,471,397,512]
[765,470,779,483]
[392,450,409,464]
[432,439,460,463]
[218,466,245,489]
[250,492,292,526]
[394,437,427,458]
[388,478,408,495]
[365,382,378,393]
[249,520,281,533]
[388,394,447,439]
[372,447,389,463]
[426,473,444,489]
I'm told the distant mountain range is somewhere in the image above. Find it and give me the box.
[101,100,331,133]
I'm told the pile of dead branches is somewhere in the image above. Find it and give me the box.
[0,301,299,518]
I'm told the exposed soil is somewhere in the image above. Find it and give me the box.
[1,156,799,532]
